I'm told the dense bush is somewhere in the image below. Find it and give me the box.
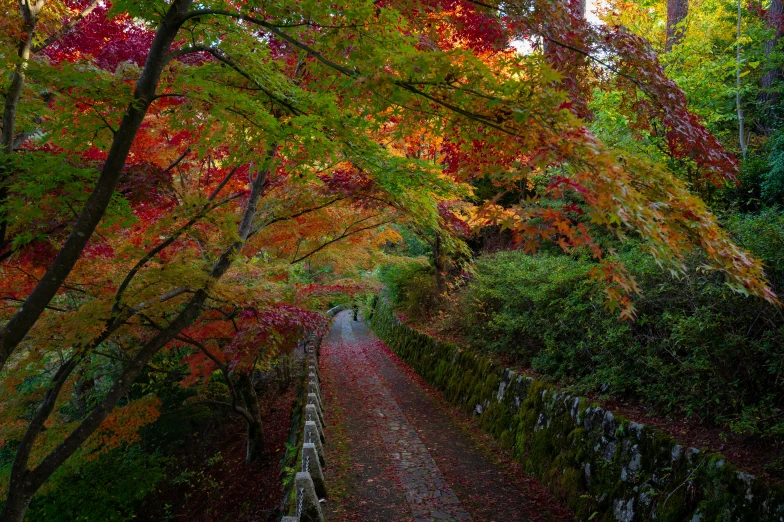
[378,260,440,319]
[762,131,784,205]
[444,242,784,438]
[726,207,784,287]
[21,446,167,522]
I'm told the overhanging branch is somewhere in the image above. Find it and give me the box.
[290,218,393,264]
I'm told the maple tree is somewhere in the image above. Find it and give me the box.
[0,0,779,519]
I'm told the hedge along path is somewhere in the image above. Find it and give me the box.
[320,310,569,522]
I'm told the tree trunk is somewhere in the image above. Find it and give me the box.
[737,0,748,159]
[1,5,38,154]
[1,479,33,522]
[1,34,34,152]
[0,3,39,251]
[665,0,689,51]
[0,0,193,373]
[0,125,274,522]
[760,0,784,134]
[0,290,207,522]
[0,0,100,252]
[246,419,265,464]
[433,233,445,294]
[238,373,264,463]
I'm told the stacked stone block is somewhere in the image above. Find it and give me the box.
[368,296,784,522]
[283,307,343,522]
[288,335,326,522]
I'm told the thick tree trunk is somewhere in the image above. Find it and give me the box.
[0,0,193,374]
[0,142,274,522]
[760,0,784,134]
[238,374,265,463]
[0,485,33,522]
[246,419,265,463]
[0,292,207,522]
[1,30,35,154]
[665,0,689,51]
[1,2,38,154]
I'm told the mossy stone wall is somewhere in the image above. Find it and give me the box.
[368,298,784,521]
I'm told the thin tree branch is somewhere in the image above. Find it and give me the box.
[250,196,348,237]
[113,174,242,312]
[174,334,254,424]
[181,10,357,76]
[164,146,191,172]
[166,45,302,116]
[32,0,101,53]
[290,219,392,264]
[0,297,67,312]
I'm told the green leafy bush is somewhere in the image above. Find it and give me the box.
[430,243,784,438]
[22,445,167,522]
[378,260,439,319]
[726,207,784,287]
[763,131,784,204]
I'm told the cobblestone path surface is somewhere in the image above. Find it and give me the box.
[320,311,570,522]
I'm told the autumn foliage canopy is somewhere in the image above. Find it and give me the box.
[0,0,777,518]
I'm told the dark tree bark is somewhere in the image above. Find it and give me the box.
[433,233,446,294]
[1,3,38,155]
[760,0,784,134]
[666,0,689,51]
[238,373,265,464]
[0,293,212,522]
[0,143,273,522]
[1,0,100,254]
[0,0,194,374]
[0,0,41,252]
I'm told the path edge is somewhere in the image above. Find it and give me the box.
[280,306,344,521]
[367,296,784,522]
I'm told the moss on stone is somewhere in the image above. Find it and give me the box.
[367,298,784,521]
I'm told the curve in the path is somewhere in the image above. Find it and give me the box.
[320,311,570,522]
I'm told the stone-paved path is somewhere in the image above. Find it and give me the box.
[320,311,570,522]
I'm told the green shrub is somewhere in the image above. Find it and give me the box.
[460,251,628,370]
[452,243,784,438]
[22,445,167,522]
[763,130,784,205]
[726,207,784,288]
[378,260,439,319]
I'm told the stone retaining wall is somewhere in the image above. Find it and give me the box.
[368,297,784,522]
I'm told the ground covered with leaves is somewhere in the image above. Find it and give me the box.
[135,389,297,521]
[320,310,572,521]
